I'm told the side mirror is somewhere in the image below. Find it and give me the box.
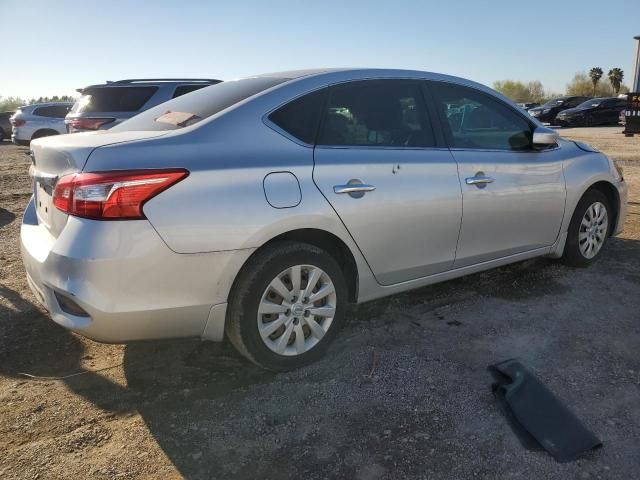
[532,126,559,149]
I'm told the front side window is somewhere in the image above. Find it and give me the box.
[430,82,532,151]
[317,80,435,148]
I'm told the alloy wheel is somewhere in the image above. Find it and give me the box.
[257,264,337,356]
[578,201,608,259]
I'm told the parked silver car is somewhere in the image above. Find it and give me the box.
[10,102,73,145]
[65,78,221,133]
[22,69,627,370]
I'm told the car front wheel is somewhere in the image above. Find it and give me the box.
[226,241,347,370]
[562,189,611,267]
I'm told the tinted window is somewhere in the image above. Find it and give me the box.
[72,86,158,113]
[33,105,71,118]
[172,84,209,98]
[110,77,288,132]
[430,82,532,151]
[565,97,586,108]
[317,80,435,147]
[268,88,327,144]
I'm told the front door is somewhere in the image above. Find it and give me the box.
[313,79,462,285]
[427,81,565,268]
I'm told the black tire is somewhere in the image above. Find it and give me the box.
[0,128,5,141]
[562,189,611,267]
[226,240,348,371]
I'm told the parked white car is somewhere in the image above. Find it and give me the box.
[11,102,73,146]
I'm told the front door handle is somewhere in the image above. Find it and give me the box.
[465,174,495,187]
[334,184,376,194]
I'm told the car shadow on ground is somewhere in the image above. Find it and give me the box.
[0,208,16,228]
[1,236,640,478]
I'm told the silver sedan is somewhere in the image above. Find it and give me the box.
[21,68,627,370]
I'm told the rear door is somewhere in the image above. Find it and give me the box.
[427,81,565,268]
[312,79,462,285]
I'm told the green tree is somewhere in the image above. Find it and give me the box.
[589,67,603,96]
[566,72,611,97]
[608,68,624,96]
[493,79,547,103]
[0,96,27,111]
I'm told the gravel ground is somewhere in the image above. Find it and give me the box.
[1,127,639,479]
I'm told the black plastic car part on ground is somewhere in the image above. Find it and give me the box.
[528,96,591,124]
[489,359,602,463]
[556,97,628,127]
[624,92,640,136]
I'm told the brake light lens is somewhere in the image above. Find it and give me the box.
[53,169,188,220]
[68,118,115,130]
[11,118,25,127]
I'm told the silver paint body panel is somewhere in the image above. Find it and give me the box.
[21,68,627,342]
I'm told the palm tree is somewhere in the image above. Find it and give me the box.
[589,67,603,96]
[608,68,624,96]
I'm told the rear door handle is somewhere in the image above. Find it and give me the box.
[333,184,376,194]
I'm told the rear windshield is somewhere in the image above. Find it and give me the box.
[110,77,289,132]
[71,86,158,113]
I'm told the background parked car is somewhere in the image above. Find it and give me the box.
[65,78,221,133]
[10,103,72,146]
[528,96,591,124]
[555,97,628,127]
[0,111,14,141]
[517,102,539,111]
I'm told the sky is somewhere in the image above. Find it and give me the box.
[1,0,639,99]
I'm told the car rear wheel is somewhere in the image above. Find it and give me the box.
[562,189,611,267]
[226,241,347,371]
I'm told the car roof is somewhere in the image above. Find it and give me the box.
[19,102,74,109]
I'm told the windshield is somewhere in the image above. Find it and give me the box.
[110,77,289,132]
[542,98,566,107]
[576,99,602,109]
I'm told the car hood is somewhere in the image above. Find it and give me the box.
[557,108,583,116]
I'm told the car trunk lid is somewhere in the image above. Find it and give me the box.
[29,130,168,237]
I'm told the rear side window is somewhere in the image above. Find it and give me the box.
[73,86,158,113]
[268,88,327,144]
[430,82,533,151]
[33,105,71,118]
[110,77,289,132]
[172,84,209,98]
[317,80,435,148]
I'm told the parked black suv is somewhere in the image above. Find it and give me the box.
[65,78,221,133]
[555,97,628,127]
[528,96,591,124]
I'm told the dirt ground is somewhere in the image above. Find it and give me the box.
[1,128,639,479]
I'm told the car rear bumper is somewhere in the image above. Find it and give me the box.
[21,197,253,343]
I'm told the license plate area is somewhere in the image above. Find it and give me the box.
[36,181,54,227]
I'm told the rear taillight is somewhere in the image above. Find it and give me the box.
[69,118,115,130]
[11,118,25,127]
[53,169,188,220]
